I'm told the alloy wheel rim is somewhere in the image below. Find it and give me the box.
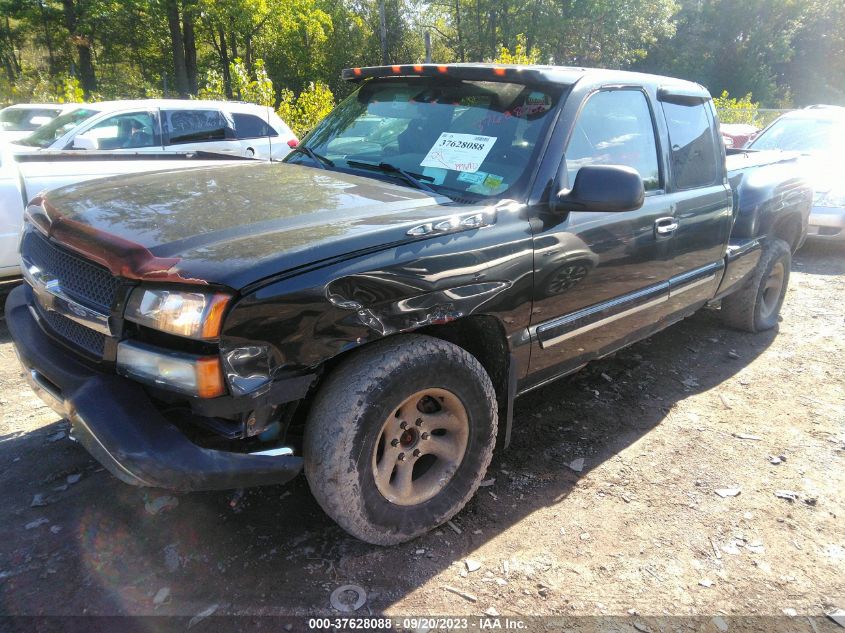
[372,388,469,506]
[760,261,785,320]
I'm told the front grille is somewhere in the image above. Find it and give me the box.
[39,308,106,357]
[21,229,121,359]
[22,230,121,311]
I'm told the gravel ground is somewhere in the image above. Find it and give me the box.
[0,243,842,630]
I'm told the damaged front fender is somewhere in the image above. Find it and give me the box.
[220,206,536,383]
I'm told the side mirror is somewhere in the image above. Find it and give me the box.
[555,164,645,213]
[72,135,97,150]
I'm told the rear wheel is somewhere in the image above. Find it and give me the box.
[303,334,497,545]
[721,238,791,333]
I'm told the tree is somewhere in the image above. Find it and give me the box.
[59,0,97,96]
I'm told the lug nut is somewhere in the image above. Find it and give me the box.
[421,432,430,440]
[400,421,408,429]
[398,452,406,461]
[390,439,399,447]
[413,449,421,457]
[415,418,423,426]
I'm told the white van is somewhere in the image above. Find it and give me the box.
[10,99,297,159]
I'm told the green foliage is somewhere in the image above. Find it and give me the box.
[1,0,843,112]
[197,69,227,101]
[277,81,335,137]
[713,91,758,125]
[57,76,85,104]
[494,34,540,65]
[8,73,86,104]
[229,59,274,106]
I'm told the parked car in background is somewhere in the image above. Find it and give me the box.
[746,105,845,243]
[11,100,297,160]
[0,147,25,278]
[720,122,758,148]
[0,146,255,279]
[0,103,74,143]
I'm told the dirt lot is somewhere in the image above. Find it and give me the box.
[0,243,842,630]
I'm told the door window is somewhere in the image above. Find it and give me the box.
[76,111,159,150]
[662,101,720,189]
[566,90,661,191]
[164,109,234,145]
[232,113,277,139]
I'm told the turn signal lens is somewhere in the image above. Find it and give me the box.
[116,341,225,398]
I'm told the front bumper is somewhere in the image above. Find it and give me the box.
[806,206,845,242]
[5,284,303,491]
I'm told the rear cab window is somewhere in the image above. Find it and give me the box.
[661,101,721,189]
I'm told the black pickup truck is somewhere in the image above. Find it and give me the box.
[7,64,812,545]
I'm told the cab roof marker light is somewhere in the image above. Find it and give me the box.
[391,65,402,73]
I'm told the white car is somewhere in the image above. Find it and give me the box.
[0,148,25,278]
[0,103,75,143]
[10,99,297,160]
[0,146,256,279]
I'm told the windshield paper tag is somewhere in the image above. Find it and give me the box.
[421,133,497,173]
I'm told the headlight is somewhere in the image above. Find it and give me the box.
[814,190,845,208]
[125,288,231,340]
[116,341,225,398]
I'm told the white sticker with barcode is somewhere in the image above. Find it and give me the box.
[420,133,497,173]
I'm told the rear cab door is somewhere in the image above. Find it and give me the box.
[657,89,733,311]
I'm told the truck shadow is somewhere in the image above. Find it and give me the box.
[0,304,780,618]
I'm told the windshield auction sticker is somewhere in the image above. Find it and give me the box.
[421,132,497,173]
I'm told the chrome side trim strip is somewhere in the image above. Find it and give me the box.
[533,262,723,350]
[539,295,668,348]
[669,273,716,297]
[22,257,111,335]
[249,446,295,457]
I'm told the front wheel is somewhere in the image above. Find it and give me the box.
[303,335,497,545]
[721,238,791,333]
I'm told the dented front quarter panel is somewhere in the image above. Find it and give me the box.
[220,202,536,379]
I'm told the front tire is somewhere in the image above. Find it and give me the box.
[721,238,791,333]
[303,335,497,545]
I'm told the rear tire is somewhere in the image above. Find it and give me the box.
[721,238,791,333]
[303,334,497,545]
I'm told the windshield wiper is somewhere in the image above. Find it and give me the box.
[289,145,334,169]
[346,160,440,194]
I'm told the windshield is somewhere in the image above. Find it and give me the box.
[748,115,845,154]
[13,107,99,148]
[0,107,62,132]
[286,78,563,199]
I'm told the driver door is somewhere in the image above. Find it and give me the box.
[527,88,676,385]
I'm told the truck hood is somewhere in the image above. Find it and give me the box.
[32,162,467,289]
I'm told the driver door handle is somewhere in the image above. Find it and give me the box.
[655,217,679,235]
